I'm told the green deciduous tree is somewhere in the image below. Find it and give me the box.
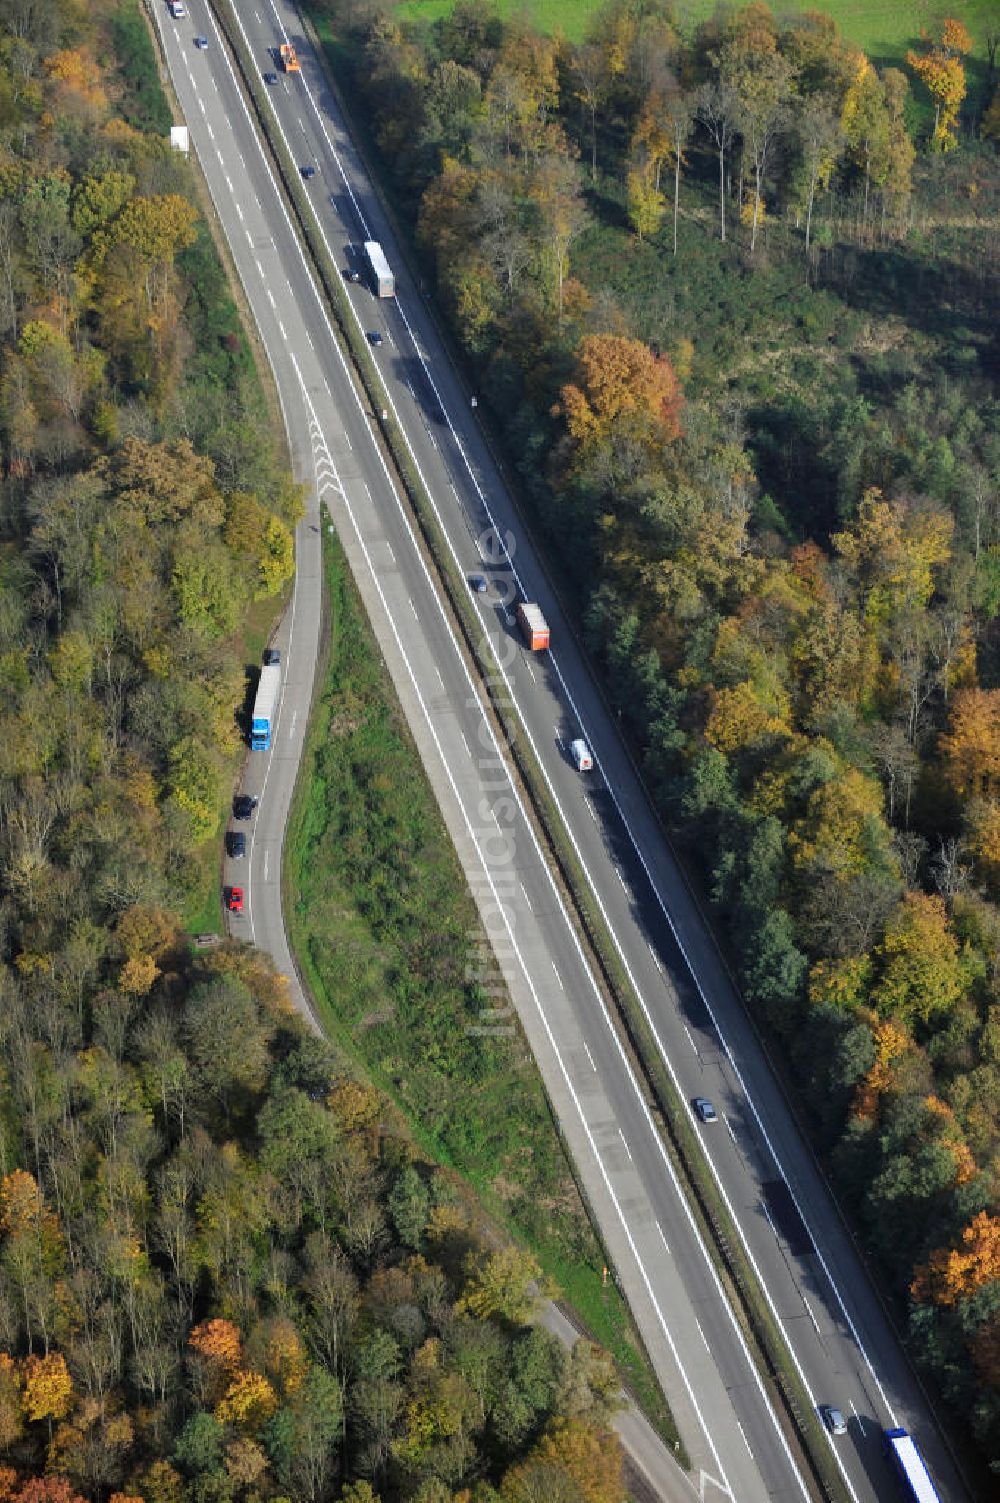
[873,893,965,1026]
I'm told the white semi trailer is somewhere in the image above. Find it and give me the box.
[364,240,395,298]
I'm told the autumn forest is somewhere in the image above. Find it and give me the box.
[1,0,1000,1495]
[0,1,635,1502]
[319,0,1000,1480]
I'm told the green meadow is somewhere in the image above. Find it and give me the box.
[393,0,997,62]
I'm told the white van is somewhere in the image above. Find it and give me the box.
[570,738,593,772]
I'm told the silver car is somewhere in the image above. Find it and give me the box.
[820,1405,847,1436]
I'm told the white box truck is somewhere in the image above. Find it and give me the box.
[364,240,395,298]
[570,738,593,771]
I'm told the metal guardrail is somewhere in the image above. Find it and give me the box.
[190,7,849,1497]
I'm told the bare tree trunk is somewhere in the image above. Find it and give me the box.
[750,160,763,253]
[719,145,726,242]
[673,150,681,255]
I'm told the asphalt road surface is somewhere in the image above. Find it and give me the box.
[153,4,969,1501]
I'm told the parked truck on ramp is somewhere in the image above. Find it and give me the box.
[251,663,281,750]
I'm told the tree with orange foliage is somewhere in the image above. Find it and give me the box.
[852,1019,909,1119]
[189,1318,242,1372]
[941,688,1000,798]
[20,1352,72,1423]
[501,1416,624,1503]
[912,1211,1000,1305]
[44,49,108,117]
[907,20,973,150]
[705,680,791,756]
[0,1357,22,1448]
[189,1318,243,1406]
[558,335,682,458]
[13,1482,86,1503]
[0,1169,45,1234]
[923,1096,977,1185]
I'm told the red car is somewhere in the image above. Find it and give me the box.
[225,886,244,914]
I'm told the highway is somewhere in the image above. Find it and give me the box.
[153,3,967,1500]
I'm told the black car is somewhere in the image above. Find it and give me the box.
[233,794,257,820]
[468,573,488,594]
[263,70,279,84]
[263,647,281,666]
[301,164,317,180]
[226,831,247,859]
[368,330,383,347]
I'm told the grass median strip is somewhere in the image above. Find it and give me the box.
[284,527,681,1445]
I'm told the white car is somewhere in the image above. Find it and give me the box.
[570,738,593,772]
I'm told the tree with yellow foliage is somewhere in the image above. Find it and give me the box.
[326,1078,381,1137]
[808,954,873,1013]
[852,1018,911,1119]
[459,1246,544,1325]
[44,48,107,118]
[907,20,973,150]
[873,893,964,1026]
[833,489,953,629]
[502,1416,625,1503]
[705,680,792,756]
[20,1352,73,1424]
[214,1370,278,1432]
[790,767,890,879]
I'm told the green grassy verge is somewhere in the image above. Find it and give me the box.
[285,527,680,1444]
[393,0,996,62]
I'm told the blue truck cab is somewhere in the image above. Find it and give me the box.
[251,662,280,751]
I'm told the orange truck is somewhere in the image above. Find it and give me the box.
[516,602,550,651]
[279,42,300,72]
